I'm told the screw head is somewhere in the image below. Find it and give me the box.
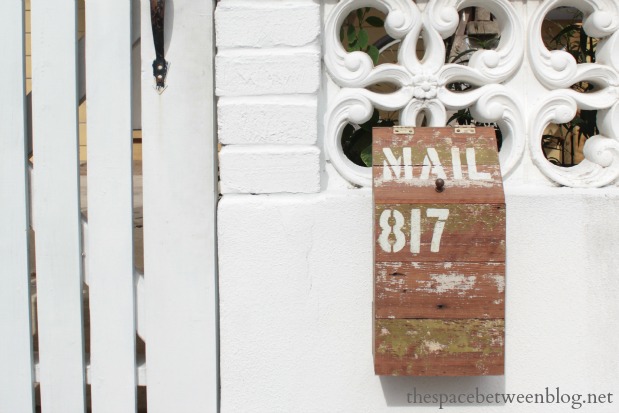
[435,178,445,192]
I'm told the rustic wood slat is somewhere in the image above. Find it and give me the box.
[372,128,499,167]
[374,203,506,262]
[467,21,500,35]
[141,0,218,411]
[374,319,504,376]
[373,126,505,376]
[374,164,504,204]
[0,1,36,411]
[86,0,137,411]
[372,127,504,204]
[375,262,505,319]
[30,0,86,410]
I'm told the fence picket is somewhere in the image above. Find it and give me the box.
[86,1,137,412]
[140,0,219,411]
[0,1,35,412]
[30,0,86,411]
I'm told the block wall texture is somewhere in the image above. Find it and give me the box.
[215,0,322,194]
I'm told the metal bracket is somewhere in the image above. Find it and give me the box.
[394,126,415,135]
[455,126,476,134]
[150,0,168,93]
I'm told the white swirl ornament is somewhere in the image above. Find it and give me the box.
[597,31,619,73]
[529,93,619,187]
[439,84,525,179]
[528,0,619,89]
[598,101,619,140]
[324,87,415,187]
[400,99,447,126]
[432,0,524,86]
[397,12,446,76]
[323,0,419,88]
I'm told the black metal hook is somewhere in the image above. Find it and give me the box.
[150,0,168,93]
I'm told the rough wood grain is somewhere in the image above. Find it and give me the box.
[374,319,504,376]
[372,128,499,167]
[374,203,506,262]
[375,262,505,319]
[374,164,504,204]
[372,126,506,377]
[372,127,504,204]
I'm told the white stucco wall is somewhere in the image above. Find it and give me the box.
[218,186,619,412]
[215,0,619,411]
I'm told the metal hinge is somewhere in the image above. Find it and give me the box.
[394,126,415,135]
[455,126,476,134]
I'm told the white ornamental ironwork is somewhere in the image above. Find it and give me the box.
[527,0,619,187]
[324,0,619,188]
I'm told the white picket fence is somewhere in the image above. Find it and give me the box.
[0,1,218,412]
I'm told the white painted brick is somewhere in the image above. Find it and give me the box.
[216,2,320,49]
[218,96,317,145]
[215,48,320,96]
[219,145,321,193]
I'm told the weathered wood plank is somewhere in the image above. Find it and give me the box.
[375,262,505,319]
[374,164,504,204]
[372,127,504,203]
[0,0,36,411]
[474,8,492,21]
[374,319,504,376]
[30,0,87,410]
[467,21,500,35]
[86,0,137,411]
[374,203,505,262]
[373,126,505,377]
[372,128,499,167]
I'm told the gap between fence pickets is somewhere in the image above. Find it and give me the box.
[25,28,142,155]
[75,182,147,342]
[34,353,147,387]
[27,163,146,344]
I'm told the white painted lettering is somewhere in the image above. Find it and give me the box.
[426,208,450,252]
[410,209,421,254]
[466,148,491,180]
[451,147,463,180]
[378,209,406,253]
[378,208,450,254]
[382,148,413,181]
[380,146,492,182]
[420,148,447,180]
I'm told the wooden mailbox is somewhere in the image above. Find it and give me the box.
[373,126,505,376]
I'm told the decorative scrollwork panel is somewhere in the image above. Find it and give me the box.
[323,0,619,187]
[528,0,619,187]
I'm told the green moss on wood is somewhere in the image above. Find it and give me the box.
[376,319,504,360]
